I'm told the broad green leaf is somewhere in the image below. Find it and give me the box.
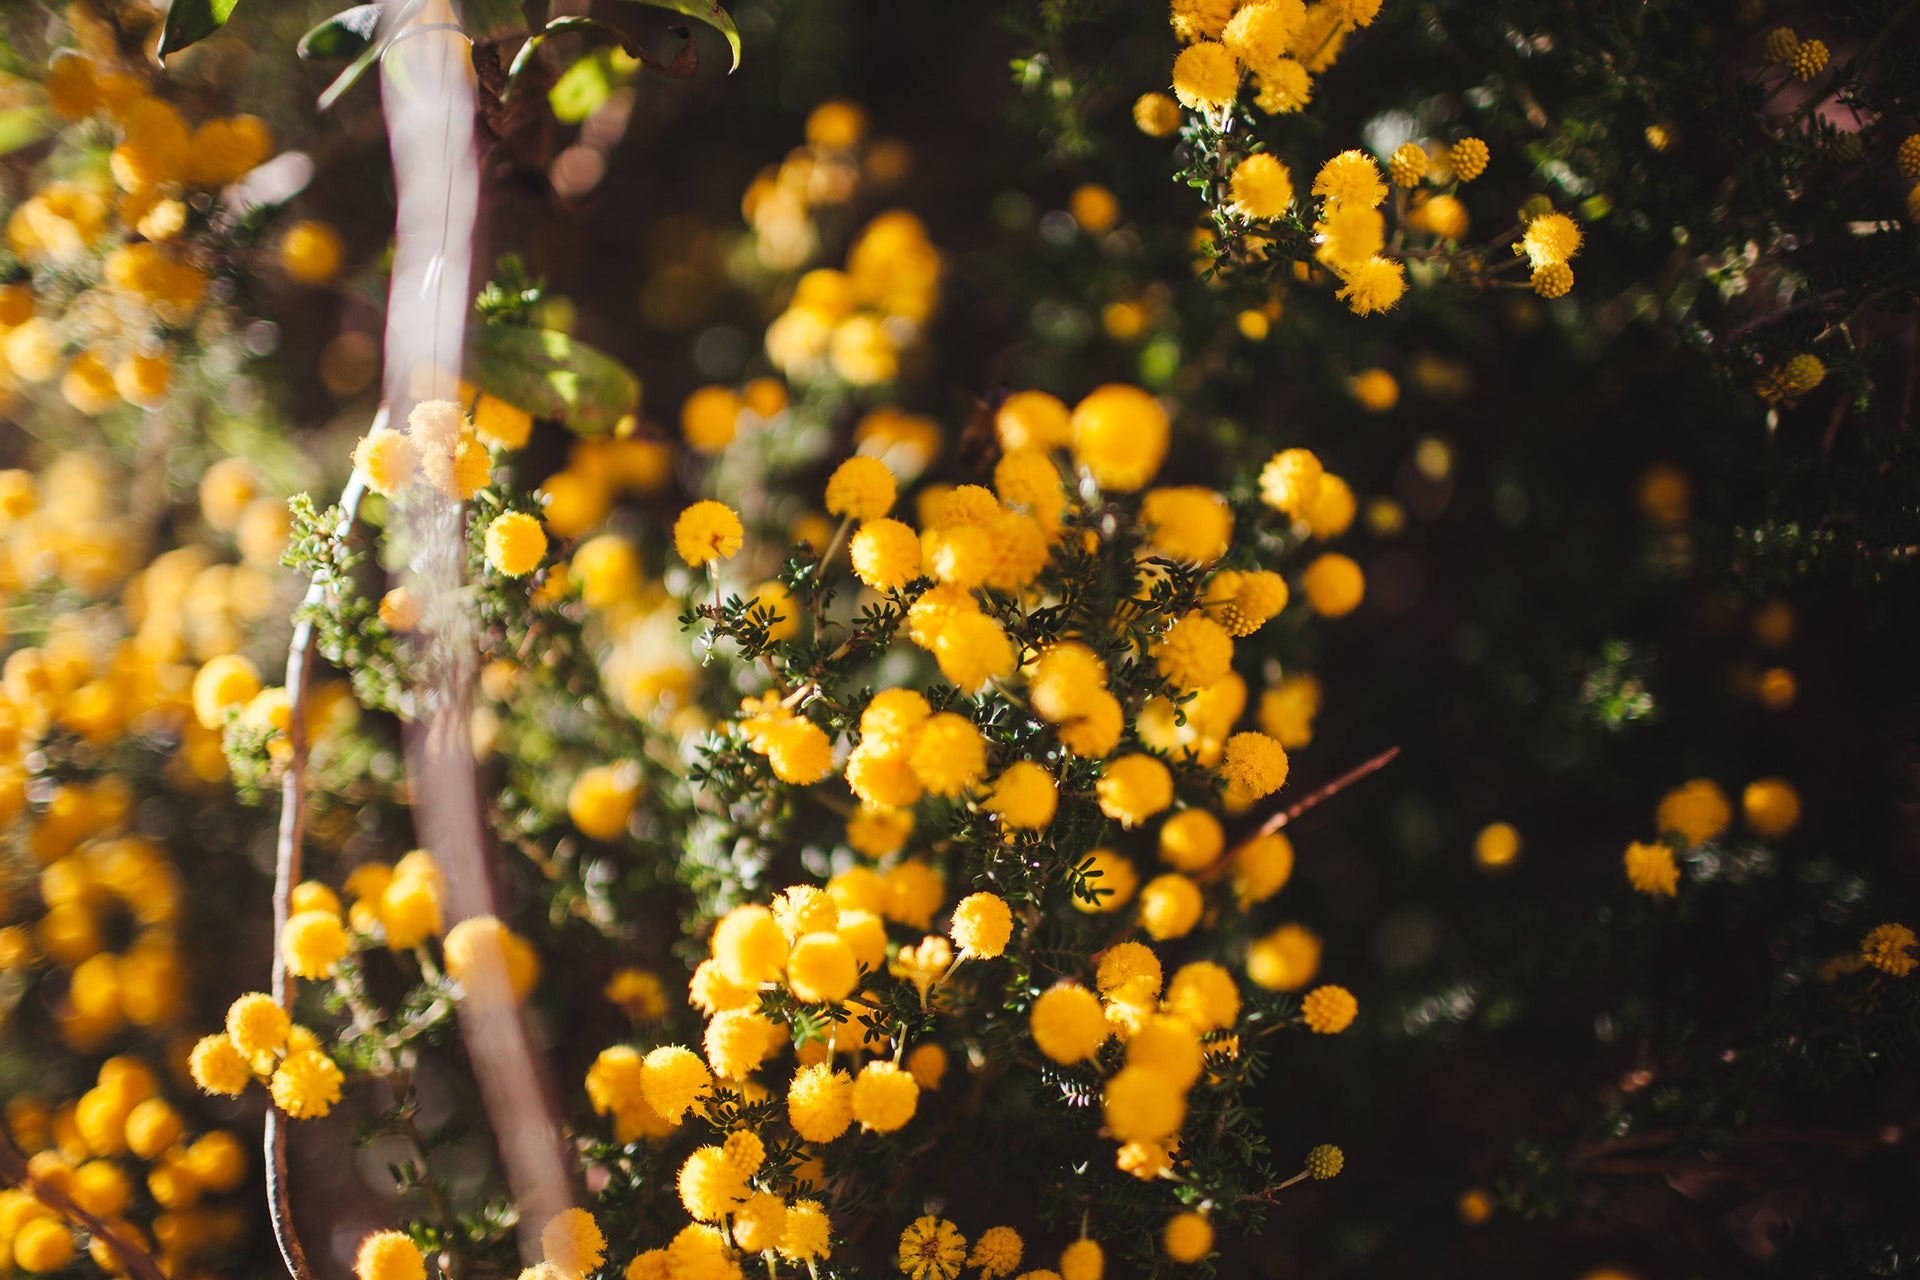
[298,5,382,60]
[157,0,243,62]
[506,17,636,102]
[0,108,52,157]
[315,0,426,110]
[547,48,632,124]
[466,323,640,436]
[616,0,738,71]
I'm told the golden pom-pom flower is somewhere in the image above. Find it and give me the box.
[1531,261,1574,298]
[672,500,745,566]
[1449,136,1489,181]
[269,1048,344,1119]
[1300,983,1358,1034]
[1171,42,1240,110]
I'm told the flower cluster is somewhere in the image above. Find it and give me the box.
[1622,776,1802,899]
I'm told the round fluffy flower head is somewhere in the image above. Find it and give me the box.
[861,688,934,746]
[1313,150,1387,207]
[1223,0,1307,64]
[847,804,913,858]
[1742,777,1802,838]
[970,1226,1025,1280]
[1162,1212,1213,1264]
[1227,153,1294,219]
[1103,1065,1186,1143]
[1624,840,1680,897]
[825,455,897,520]
[1316,202,1386,271]
[1302,552,1365,617]
[1142,487,1234,564]
[1030,983,1108,1063]
[1248,922,1322,991]
[1127,1014,1204,1088]
[1790,38,1828,79]
[1097,941,1164,1001]
[281,220,344,283]
[1060,1239,1103,1280]
[673,500,745,566]
[1138,873,1203,940]
[1863,923,1918,977]
[1305,1143,1345,1179]
[720,1192,784,1255]
[1473,823,1521,871]
[1171,42,1239,110]
[850,517,923,591]
[1206,568,1289,636]
[13,1216,75,1272]
[1259,447,1324,517]
[950,892,1014,958]
[1031,642,1109,719]
[281,910,351,980]
[764,718,834,785]
[722,1130,765,1176]
[1522,211,1583,266]
[788,1063,855,1142]
[1071,384,1169,491]
[906,1041,948,1090]
[1097,754,1174,827]
[189,1034,251,1096]
[1158,809,1224,872]
[778,1200,831,1264]
[705,1007,780,1079]
[1656,778,1732,847]
[568,762,643,842]
[543,1208,606,1276]
[641,1045,713,1120]
[712,904,788,986]
[443,917,541,1004]
[1155,612,1234,692]
[1221,731,1289,801]
[1449,137,1489,181]
[1167,960,1241,1033]
[910,712,989,797]
[355,1231,426,1280]
[787,932,858,1003]
[485,511,547,577]
[1781,353,1826,396]
[935,612,1017,692]
[1895,132,1920,181]
[1762,22,1799,60]
[900,1216,967,1280]
[679,1147,748,1222]
[852,1060,919,1132]
[1134,92,1182,137]
[354,432,417,497]
[1300,984,1358,1034]
[1253,58,1313,113]
[227,991,290,1058]
[270,1048,344,1119]
[1531,261,1573,299]
[1387,142,1428,187]
[1336,256,1407,315]
[987,760,1058,829]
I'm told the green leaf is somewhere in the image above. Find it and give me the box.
[0,108,53,158]
[547,48,632,124]
[298,5,382,60]
[157,0,243,62]
[616,0,738,71]
[465,323,640,436]
[506,16,637,103]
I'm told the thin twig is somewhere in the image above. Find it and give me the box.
[0,1129,169,1280]
[1257,745,1402,836]
[266,408,384,1280]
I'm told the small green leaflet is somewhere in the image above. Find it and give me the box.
[465,323,641,436]
[618,0,739,72]
[157,0,243,62]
